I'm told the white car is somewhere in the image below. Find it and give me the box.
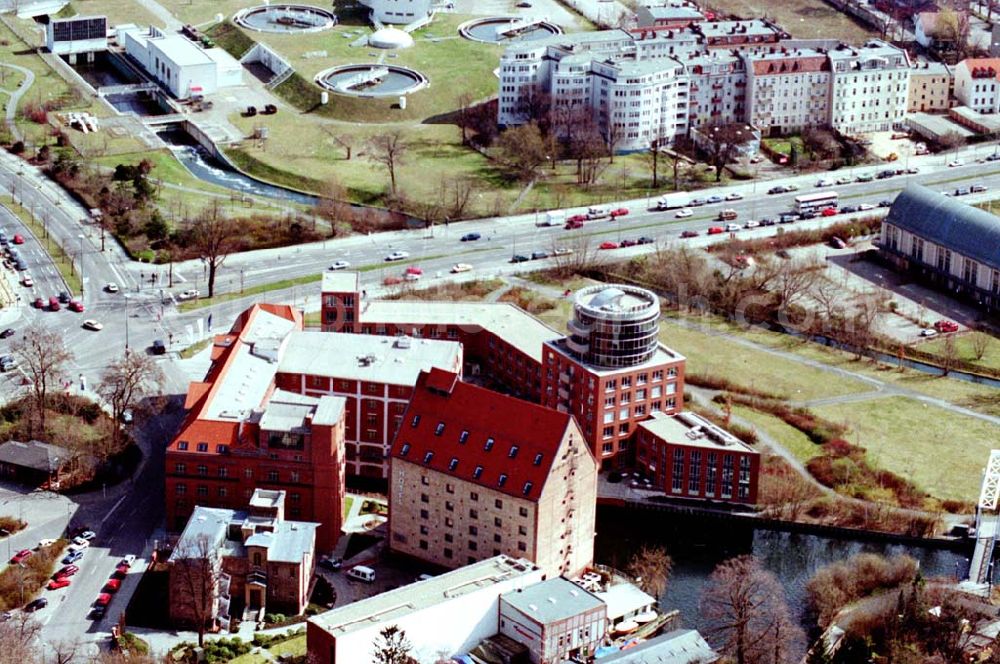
[37,539,56,549]
[69,538,90,552]
[948,159,964,168]
[816,178,834,187]
[552,247,574,256]
[82,320,103,331]
[858,203,875,211]
[743,220,759,229]
[675,208,693,218]
[79,530,96,541]
[177,289,200,300]
[450,263,473,274]
[104,283,119,293]
[836,176,852,185]
[919,328,938,337]
[21,275,32,287]
[385,251,410,262]
[120,555,136,566]
[724,192,744,201]
[725,223,741,232]
[328,260,351,271]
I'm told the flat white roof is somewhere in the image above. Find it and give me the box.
[637,411,757,453]
[204,309,295,421]
[595,583,656,621]
[322,271,360,292]
[309,556,542,637]
[149,34,213,68]
[362,301,559,362]
[279,331,462,384]
[545,339,685,376]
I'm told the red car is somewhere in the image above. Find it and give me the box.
[32,297,44,309]
[48,297,60,311]
[68,301,84,313]
[103,578,121,593]
[934,320,959,333]
[12,235,24,245]
[599,241,619,250]
[11,549,32,564]
[610,207,629,218]
[95,593,112,607]
[566,214,587,224]
[55,565,79,579]
[707,226,724,235]
[680,230,699,238]
[47,577,71,590]
[564,220,584,230]
[404,266,423,276]
[820,207,838,217]
[112,567,128,579]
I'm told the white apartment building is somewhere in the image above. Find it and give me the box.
[743,45,831,136]
[827,40,910,136]
[592,58,689,150]
[683,50,746,128]
[358,0,432,24]
[954,58,1000,114]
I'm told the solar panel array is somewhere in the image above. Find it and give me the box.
[50,16,107,42]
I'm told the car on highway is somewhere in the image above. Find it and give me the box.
[47,577,71,590]
[820,207,838,217]
[384,251,409,262]
[954,187,970,196]
[530,251,549,260]
[68,300,84,313]
[460,232,481,242]
[680,230,699,238]
[58,291,71,304]
[0,356,16,372]
[69,537,90,551]
[599,241,619,250]
[32,297,44,309]
[62,549,84,565]
[815,178,834,187]
[836,176,852,185]
[675,208,693,218]
[743,220,759,229]
[855,173,873,182]
[552,247,573,256]
[840,205,859,214]
[11,235,23,245]
[707,226,724,235]
[609,207,629,218]
[450,263,473,273]
[767,185,790,195]
[55,565,79,579]
[95,593,112,607]
[878,199,893,207]
[328,261,351,271]
[104,283,119,293]
[688,198,706,207]
[934,320,959,333]
[760,218,776,226]
[906,167,919,174]
[564,219,584,230]
[566,214,588,224]
[11,550,32,564]
[177,289,200,300]
[20,275,32,287]
[637,236,654,245]
[972,184,988,193]
[858,203,875,211]
[48,297,60,311]
[725,192,744,201]
[509,254,529,263]
[24,598,47,612]
[0,329,13,339]
[948,159,964,167]
[620,239,637,248]
[876,169,895,180]
[919,328,938,337]
[78,530,96,541]
[82,320,103,332]
[724,223,740,232]
[706,195,724,204]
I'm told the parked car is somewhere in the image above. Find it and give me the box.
[725,192,744,201]
[460,233,481,242]
[120,555,136,567]
[566,214,587,224]
[47,578,71,590]
[820,207,838,217]
[36,538,56,549]
[680,230,699,238]
[878,199,893,208]
[82,320,103,332]
[530,251,549,260]
[707,226,724,235]
[948,159,964,167]
[675,208,693,218]
[79,530,96,541]
[384,251,409,262]
[509,254,529,263]
[68,300,84,313]
[69,538,90,551]
[11,549,32,564]
[177,289,200,300]
[58,291,71,304]
[20,275,32,287]
[11,235,23,245]
[450,263,473,273]
[48,297,60,311]
[319,556,343,571]
[103,579,121,593]
[919,328,938,338]
[62,550,84,565]
[855,173,874,182]
[32,297,44,309]
[0,329,13,339]
[104,283,119,293]
[24,598,47,612]
[637,236,654,245]
[94,593,112,607]
[744,220,759,229]
[599,241,619,250]
[620,238,637,248]
[55,565,79,579]
[328,261,351,271]
[934,320,959,333]
[706,195,724,204]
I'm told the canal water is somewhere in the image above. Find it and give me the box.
[595,506,972,644]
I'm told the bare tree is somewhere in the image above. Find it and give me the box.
[626,545,673,598]
[190,201,239,298]
[12,324,71,436]
[0,612,41,664]
[368,131,409,195]
[456,92,475,146]
[969,330,992,361]
[940,333,959,376]
[701,555,802,664]
[494,122,548,182]
[96,352,165,451]
[169,534,219,647]
[49,639,80,664]
[568,122,609,186]
[549,236,605,277]
[701,123,752,182]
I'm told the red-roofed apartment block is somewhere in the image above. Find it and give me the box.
[321,275,686,469]
[389,369,598,577]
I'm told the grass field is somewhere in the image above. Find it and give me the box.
[812,397,998,502]
[704,0,877,42]
[732,405,821,463]
[921,332,1000,371]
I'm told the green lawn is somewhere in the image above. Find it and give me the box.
[343,495,354,519]
[812,397,999,502]
[921,332,1000,372]
[268,634,306,659]
[732,405,821,463]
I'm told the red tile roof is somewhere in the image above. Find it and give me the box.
[391,371,577,501]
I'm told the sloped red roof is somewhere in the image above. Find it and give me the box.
[391,371,575,501]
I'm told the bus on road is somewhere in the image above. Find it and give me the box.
[794,191,838,214]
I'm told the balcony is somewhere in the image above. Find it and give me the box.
[567,318,592,337]
[558,387,570,400]
[559,371,571,384]
[565,337,589,355]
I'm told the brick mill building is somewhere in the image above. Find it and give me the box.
[388,368,598,577]
[322,275,686,469]
[635,411,760,504]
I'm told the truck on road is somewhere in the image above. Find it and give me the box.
[655,194,687,210]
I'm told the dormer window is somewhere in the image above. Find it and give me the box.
[178,441,189,451]
[435,422,445,436]
[523,482,533,496]
[473,465,483,479]
[459,430,469,444]
[197,443,208,452]
[498,474,508,487]
[411,415,421,427]
[533,453,544,466]
[400,443,411,456]
[485,438,495,451]
[423,452,434,464]
[508,446,519,459]
[448,457,459,471]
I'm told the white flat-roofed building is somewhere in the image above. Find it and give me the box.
[595,582,657,631]
[120,25,242,98]
[827,40,910,136]
[306,555,546,664]
[358,0,432,24]
[683,50,746,129]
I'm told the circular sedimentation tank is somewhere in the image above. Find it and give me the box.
[315,64,428,98]
[234,4,337,33]
[458,16,561,43]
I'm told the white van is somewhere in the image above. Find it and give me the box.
[346,565,376,583]
[586,205,608,219]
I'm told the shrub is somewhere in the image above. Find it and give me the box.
[693,373,789,400]
[807,553,918,628]
[0,540,66,610]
